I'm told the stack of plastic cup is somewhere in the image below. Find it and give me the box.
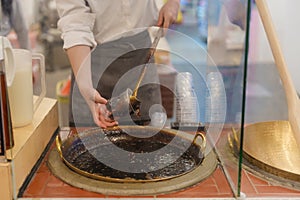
[205,72,226,123]
[174,72,199,123]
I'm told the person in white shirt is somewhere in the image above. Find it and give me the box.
[55,0,180,128]
[0,0,30,49]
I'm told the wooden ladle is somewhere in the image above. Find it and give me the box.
[256,0,300,146]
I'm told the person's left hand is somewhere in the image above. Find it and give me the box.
[157,0,180,29]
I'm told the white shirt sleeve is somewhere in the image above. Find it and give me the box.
[56,0,97,49]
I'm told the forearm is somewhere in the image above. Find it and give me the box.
[66,45,90,76]
[66,45,93,97]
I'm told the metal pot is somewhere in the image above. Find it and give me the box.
[56,126,206,183]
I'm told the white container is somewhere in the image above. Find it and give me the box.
[8,49,46,127]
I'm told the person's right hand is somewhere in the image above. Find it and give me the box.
[157,0,180,29]
[82,88,118,128]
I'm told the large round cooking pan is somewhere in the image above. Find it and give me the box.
[229,121,300,182]
[56,126,206,183]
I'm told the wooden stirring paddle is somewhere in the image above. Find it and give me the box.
[256,0,300,146]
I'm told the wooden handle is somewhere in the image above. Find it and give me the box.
[256,0,300,146]
[132,27,163,98]
[256,0,298,101]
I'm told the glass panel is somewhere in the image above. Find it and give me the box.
[242,0,300,196]
[206,0,251,197]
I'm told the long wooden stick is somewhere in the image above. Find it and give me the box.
[256,0,300,146]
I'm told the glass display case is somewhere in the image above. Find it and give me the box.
[240,0,300,194]
[0,0,250,198]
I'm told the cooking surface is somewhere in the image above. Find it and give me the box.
[20,128,300,198]
[58,127,205,182]
[22,142,232,198]
[48,147,217,196]
[61,140,202,181]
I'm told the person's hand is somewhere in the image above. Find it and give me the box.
[82,87,118,128]
[157,0,180,29]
